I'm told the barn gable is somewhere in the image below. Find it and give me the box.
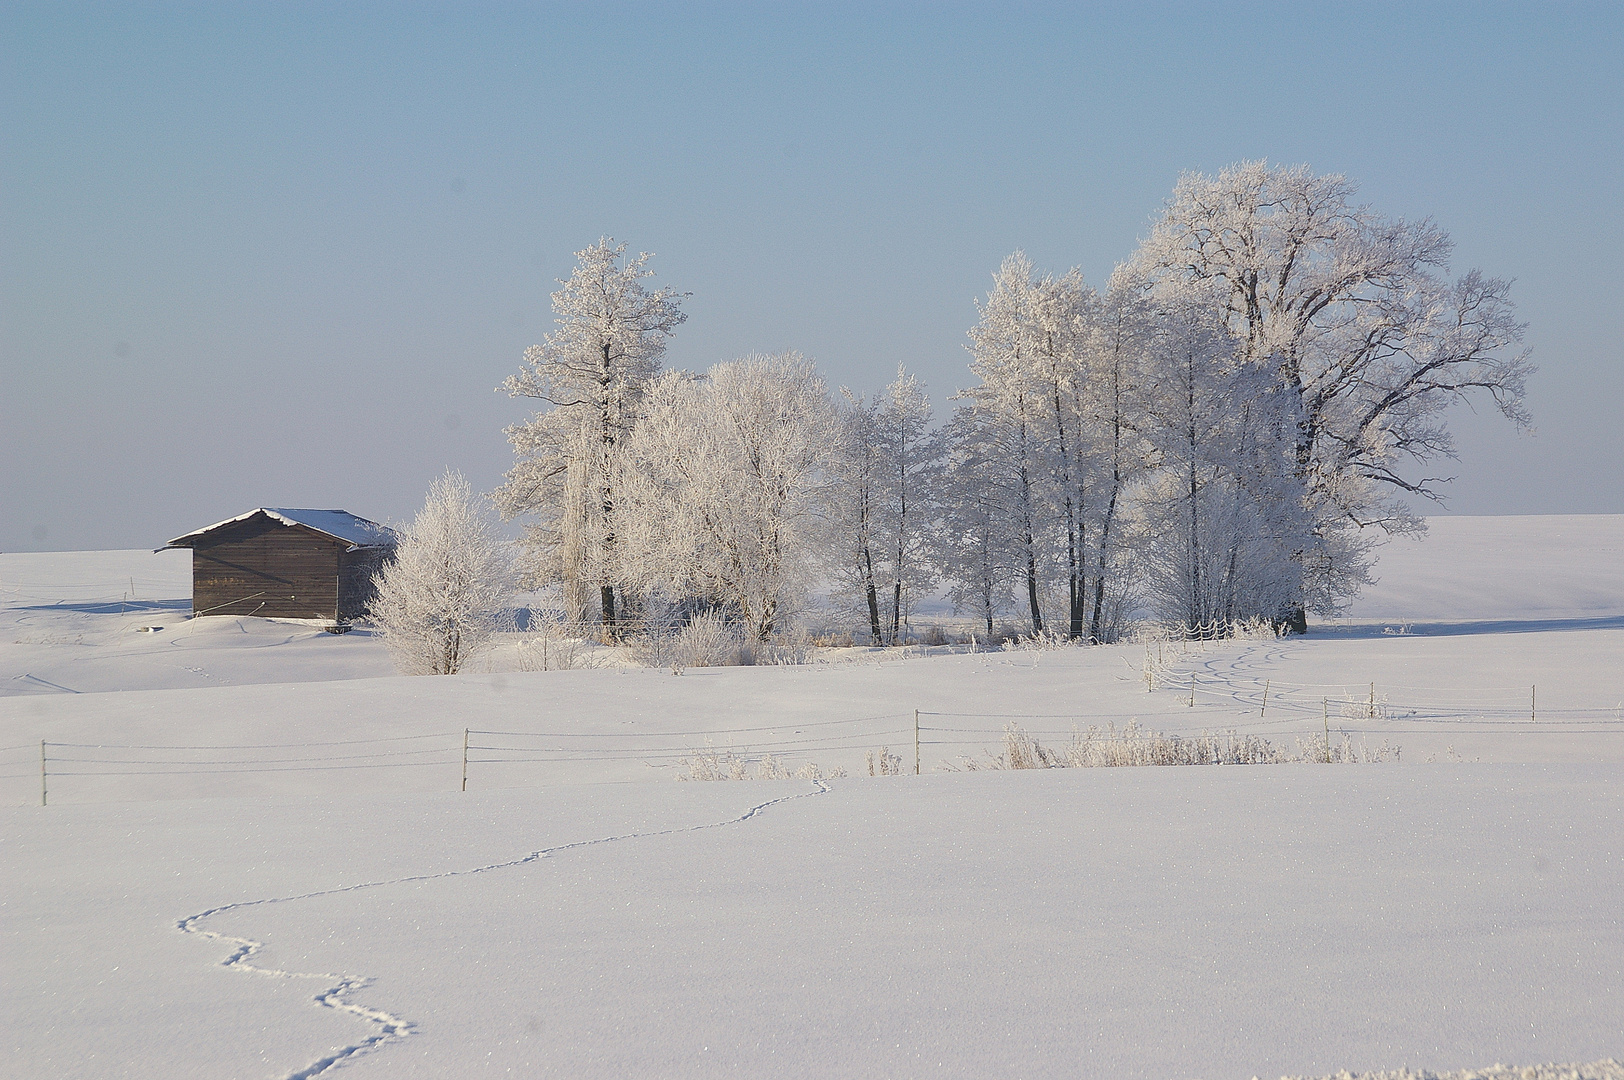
[162,508,396,622]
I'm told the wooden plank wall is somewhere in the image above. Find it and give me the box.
[191,517,342,620]
[337,547,392,621]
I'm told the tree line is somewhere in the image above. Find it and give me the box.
[491,161,1530,647]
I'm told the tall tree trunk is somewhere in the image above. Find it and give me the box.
[856,480,883,644]
[1026,547,1043,634]
[600,481,618,638]
[1066,504,1084,640]
[1089,319,1130,645]
[1185,355,1202,636]
[1017,414,1043,634]
[1050,381,1084,641]
[862,540,882,644]
[891,428,909,646]
[1090,484,1120,644]
[599,341,618,637]
[860,499,882,644]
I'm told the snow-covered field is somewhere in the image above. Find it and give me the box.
[3,516,1621,1079]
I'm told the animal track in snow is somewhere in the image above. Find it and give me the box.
[176,779,831,1079]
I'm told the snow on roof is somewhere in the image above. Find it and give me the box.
[164,509,397,551]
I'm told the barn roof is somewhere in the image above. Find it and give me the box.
[163,509,397,551]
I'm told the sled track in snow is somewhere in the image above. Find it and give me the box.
[177,779,831,1079]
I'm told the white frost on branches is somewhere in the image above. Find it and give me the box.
[618,353,836,642]
[370,471,515,675]
[495,185,1531,643]
[1127,160,1532,620]
[497,238,687,634]
[825,367,939,644]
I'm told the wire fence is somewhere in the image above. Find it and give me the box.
[1167,675,1624,730]
[465,713,914,769]
[7,678,1622,803]
[4,713,914,803]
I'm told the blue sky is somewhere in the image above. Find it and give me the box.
[3,2,1620,550]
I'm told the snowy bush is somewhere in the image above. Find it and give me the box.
[514,617,587,672]
[1000,629,1075,652]
[1296,732,1401,764]
[867,747,904,776]
[627,614,819,669]
[666,611,751,668]
[1063,721,1291,767]
[948,720,1393,771]
[1337,688,1391,722]
[370,472,515,675]
[1230,615,1285,640]
[758,627,816,665]
[677,744,845,781]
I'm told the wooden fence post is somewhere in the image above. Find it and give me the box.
[1322,699,1330,763]
[914,710,920,776]
[462,728,469,792]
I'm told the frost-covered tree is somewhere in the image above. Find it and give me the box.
[824,368,940,645]
[967,252,1149,639]
[945,390,1054,635]
[1129,162,1531,622]
[370,471,515,675]
[618,354,836,642]
[824,389,887,642]
[967,254,1069,635]
[870,367,940,643]
[497,239,687,635]
[1134,297,1312,633]
[1082,269,1155,642]
[935,406,1020,637]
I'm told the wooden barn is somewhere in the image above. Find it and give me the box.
[162,509,397,624]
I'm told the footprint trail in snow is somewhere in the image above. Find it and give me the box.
[177,779,830,1079]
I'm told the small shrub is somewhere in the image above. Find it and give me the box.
[1062,721,1290,766]
[946,720,1392,771]
[1230,615,1285,640]
[634,615,821,669]
[1001,629,1075,652]
[678,743,846,781]
[654,612,749,668]
[1296,732,1401,763]
[759,627,815,665]
[515,620,585,671]
[1339,691,1389,722]
[867,747,904,776]
[1004,722,1060,768]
